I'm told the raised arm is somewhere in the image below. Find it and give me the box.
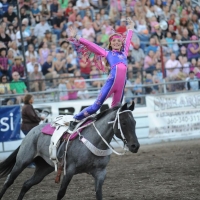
[123,17,135,56]
[68,26,108,57]
[79,38,108,57]
[123,29,133,56]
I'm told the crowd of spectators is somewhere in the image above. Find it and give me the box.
[0,0,200,105]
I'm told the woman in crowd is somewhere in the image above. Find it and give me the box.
[21,94,44,135]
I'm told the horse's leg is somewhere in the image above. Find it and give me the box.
[17,157,54,200]
[0,161,29,199]
[57,166,75,200]
[92,169,106,200]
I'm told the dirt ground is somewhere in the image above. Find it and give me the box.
[0,139,200,200]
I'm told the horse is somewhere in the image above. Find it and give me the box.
[0,102,139,200]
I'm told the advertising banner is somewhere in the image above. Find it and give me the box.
[0,105,21,142]
[146,92,200,138]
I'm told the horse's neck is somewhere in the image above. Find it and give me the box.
[91,119,114,149]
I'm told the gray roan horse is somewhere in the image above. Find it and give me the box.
[0,102,139,200]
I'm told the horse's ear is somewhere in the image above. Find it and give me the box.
[128,101,135,111]
[121,103,128,111]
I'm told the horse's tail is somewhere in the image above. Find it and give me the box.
[0,146,20,178]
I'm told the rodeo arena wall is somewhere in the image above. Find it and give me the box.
[0,91,200,160]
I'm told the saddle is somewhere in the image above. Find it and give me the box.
[42,114,95,172]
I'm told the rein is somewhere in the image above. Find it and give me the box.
[80,108,131,156]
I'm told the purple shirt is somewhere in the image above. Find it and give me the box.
[0,57,8,70]
[12,65,25,77]
[187,43,199,59]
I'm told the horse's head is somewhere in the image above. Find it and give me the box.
[112,102,140,153]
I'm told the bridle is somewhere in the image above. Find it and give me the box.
[92,107,133,155]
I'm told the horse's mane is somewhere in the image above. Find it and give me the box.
[93,104,121,121]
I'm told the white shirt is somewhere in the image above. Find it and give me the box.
[34,22,51,38]
[165,59,181,78]
[16,30,30,47]
[27,62,42,73]
[76,0,90,9]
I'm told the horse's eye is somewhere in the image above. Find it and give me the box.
[122,122,126,126]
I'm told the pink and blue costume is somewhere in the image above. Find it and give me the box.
[73,30,133,120]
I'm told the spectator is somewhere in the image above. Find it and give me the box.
[131,41,145,64]
[178,46,187,65]
[181,29,189,47]
[34,17,51,41]
[16,24,31,51]
[144,50,158,74]
[42,30,57,48]
[25,44,38,63]
[6,23,17,42]
[1,0,9,16]
[90,65,103,90]
[58,74,68,101]
[29,63,45,96]
[66,45,77,74]
[68,6,79,23]
[165,53,181,80]
[50,0,59,17]
[39,0,51,21]
[133,77,143,104]
[7,49,14,74]
[92,13,101,33]
[10,71,27,103]
[0,23,11,48]
[79,56,92,79]
[66,76,78,100]
[193,58,200,79]
[76,0,93,19]
[39,42,50,65]
[146,38,158,54]
[0,74,16,105]
[0,47,9,77]
[187,35,200,61]
[82,22,95,39]
[186,71,199,91]
[31,2,40,23]
[52,9,66,40]
[12,57,25,78]
[74,70,89,99]
[8,41,20,57]
[89,0,102,9]
[2,5,17,24]
[53,52,67,75]
[21,94,43,135]
[27,57,42,74]
[41,55,58,87]
[65,1,73,17]
[124,79,134,104]
[58,0,68,9]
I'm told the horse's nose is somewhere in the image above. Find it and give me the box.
[131,143,140,152]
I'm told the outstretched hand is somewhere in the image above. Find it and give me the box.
[126,17,135,30]
[68,26,77,38]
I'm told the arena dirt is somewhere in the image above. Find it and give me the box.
[0,139,200,200]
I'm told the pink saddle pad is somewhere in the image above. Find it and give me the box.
[41,120,92,141]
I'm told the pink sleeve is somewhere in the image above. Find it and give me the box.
[123,29,133,57]
[79,38,108,57]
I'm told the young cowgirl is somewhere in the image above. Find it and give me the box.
[67,18,135,132]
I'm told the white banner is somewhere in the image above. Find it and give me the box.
[146,92,200,138]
